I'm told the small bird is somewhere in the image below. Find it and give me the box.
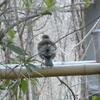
[38,35,56,67]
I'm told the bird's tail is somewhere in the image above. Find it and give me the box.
[45,57,53,67]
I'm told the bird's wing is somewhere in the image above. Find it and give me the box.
[38,39,56,58]
[38,39,56,49]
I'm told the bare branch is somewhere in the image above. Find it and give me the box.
[55,16,100,44]
[57,77,75,100]
[2,11,52,34]
[64,2,86,7]
[0,0,7,7]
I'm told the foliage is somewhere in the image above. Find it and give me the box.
[84,0,91,8]
[22,0,37,11]
[0,23,38,99]
[92,96,100,100]
[21,79,28,94]
[0,78,39,99]
[44,0,56,11]
[82,96,100,100]
[7,44,28,55]
[25,63,37,76]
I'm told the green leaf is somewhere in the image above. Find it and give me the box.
[7,44,28,55]
[84,0,91,8]
[28,63,37,69]
[47,3,55,10]
[18,96,23,100]
[22,0,30,7]
[24,59,31,63]
[21,79,27,94]
[0,85,5,90]
[45,0,56,10]
[8,29,15,38]
[12,85,17,96]
[92,96,97,100]
[10,58,19,64]
[30,1,37,7]
[2,45,6,51]
[3,80,10,87]
[45,0,56,5]
[25,65,33,75]
[30,78,39,85]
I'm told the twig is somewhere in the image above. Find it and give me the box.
[33,15,49,31]
[63,2,86,8]
[57,77,76,100]
[82,90,100,100]
[55,16,100,44]
[1,80,18,100]
[0,0,7,7]
[31,59,45,65]
[74,18,100,48]
[56,44,68,56]
[2,11,52,34]
[81,38,92,60]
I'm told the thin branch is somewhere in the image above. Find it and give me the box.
[81,38,92,60]
[57,77,75,100]
[73,18,100,48]
[0,0,7,7]
[4,65,20,79]
[37,78,46,100]
[2,11,51,34]
[1,80,18,100]
[66,17,100,61]
[82,90,100,100]
[56,44,68,56]
[31,59,45,65]
[63,2,86,7]
[55,16,100,44]
[71,79,99,88]
[33,15,49,31]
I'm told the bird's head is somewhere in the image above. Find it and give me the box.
[42,35,50,40]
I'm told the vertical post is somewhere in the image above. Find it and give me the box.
[92,29,100,96]
[92,29,100,63]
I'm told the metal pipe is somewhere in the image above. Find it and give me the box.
[0,62,100,79]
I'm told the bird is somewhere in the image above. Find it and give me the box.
[38,35,56,67]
